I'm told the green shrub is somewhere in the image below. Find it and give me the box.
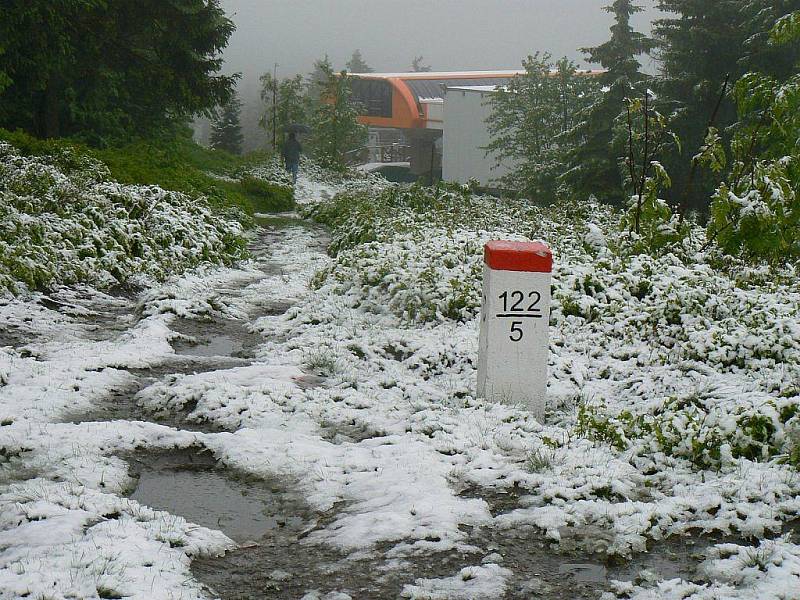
[705,67,800,264]
[239,176,295,212]
[709,158,798,263]
[0,127,287,221]
[0,141,247,293]
[559,297,583,318]
[577,394,800,469]
[617,162,690,257]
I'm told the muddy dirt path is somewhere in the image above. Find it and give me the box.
[57,215,731,600]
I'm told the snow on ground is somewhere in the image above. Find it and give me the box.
[0,287,234,598]
[401,564,513,599]
[1,170,799,599]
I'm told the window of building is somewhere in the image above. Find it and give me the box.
[351,79,393,118]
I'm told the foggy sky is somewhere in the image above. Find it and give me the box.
[220,0,662,94]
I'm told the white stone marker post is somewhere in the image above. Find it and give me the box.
[477,240,552,418]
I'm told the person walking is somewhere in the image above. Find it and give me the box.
[281,132,302,185]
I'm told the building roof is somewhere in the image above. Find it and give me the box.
[351,71,525,104]
[352,70,526,79]
[351,69,603,103]
[405,78,517,102]
[348,69,604,130]
[445,85,500,93]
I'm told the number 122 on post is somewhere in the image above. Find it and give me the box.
[496,290,543,342]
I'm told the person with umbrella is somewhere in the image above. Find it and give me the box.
[282,124,307,185]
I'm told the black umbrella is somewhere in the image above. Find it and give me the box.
[286,123,311,135]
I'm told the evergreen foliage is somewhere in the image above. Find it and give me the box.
[411,56,432,72]
[653,0,763,210]
[346,49,373,73]
[739,1,800,79]
[485,54,600,200]
[307,55,334,103]
[0,0,237,144]
[259,73,307,150]
[309,64,367,171]
[562,0,654,204]
[0,44,10,95]
[210,93,244,156]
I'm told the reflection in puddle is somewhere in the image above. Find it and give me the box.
[176,333,243,358]
[170,318,261,359]
[558,563,607,583]
[130,451,303,543]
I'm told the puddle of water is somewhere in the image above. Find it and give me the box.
[294,373,328,390]
[254,300,295,317]
[253,219,331,246]
[193,536,487,600]
[460,485,524,517]
[464,525,711,598]
[125,357,253,379]
[170,318,262,359]
[253,215,311,229]
[558,563,607,583]
[453,485,738,597]
[319,420,386,444]
[193,488,636,600]
[129,451,305,544]
[176,334,242,358]
[44,288,140,342]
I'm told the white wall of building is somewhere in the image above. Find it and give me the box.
[421,100,444,128]
[442,87,516,188]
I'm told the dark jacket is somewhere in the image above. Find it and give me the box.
[282,137,302,165]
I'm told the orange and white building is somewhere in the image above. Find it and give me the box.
[350,69,602,187]
[350,70,525,182]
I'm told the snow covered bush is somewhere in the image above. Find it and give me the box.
[617,163,691,258]
[579,391,800,468]
[706,31,800,264]
[709,156,798,263]
[305,177,800,473]
[240,157,294,188]
[305,183,563,322]
[613,94,691,259]
[0,142,247,293]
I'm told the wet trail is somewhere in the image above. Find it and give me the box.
[35,213,737,600]
[58,217,321,433]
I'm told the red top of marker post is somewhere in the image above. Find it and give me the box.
[484,241,552,273]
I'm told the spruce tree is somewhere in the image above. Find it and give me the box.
[411,56,432,72]
[210,93,244,155]
[653,1,800,213]
[563,0,654,204]
[346,49,373,73]
[739,1,800,79]
[653,0,750,210]
[307,55,334,103]
[0,0,236,141]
